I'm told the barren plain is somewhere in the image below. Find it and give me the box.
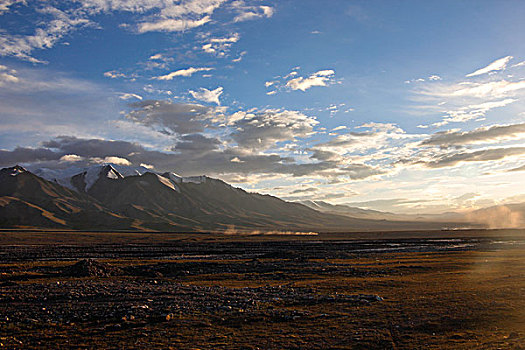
[0,229,524,349]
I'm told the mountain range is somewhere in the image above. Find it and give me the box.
[0,164,518,232]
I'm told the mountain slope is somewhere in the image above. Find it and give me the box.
[0,166,137,230]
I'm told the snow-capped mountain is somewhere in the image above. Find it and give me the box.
[32,164,150,191]
[32,164,208,193]
[0,164,463,232]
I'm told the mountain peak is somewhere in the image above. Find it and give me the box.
[0,165,28,177]
[100,164,123,179]
[82,164,123,191]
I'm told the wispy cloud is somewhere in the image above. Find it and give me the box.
[466,56,513,77]
[412,57,525,128]
[137,16,211,33]
[119,93,142,100]
[0,5,92,63]
[154,67,213,80]
[83,0,227,33]
[0,65,121,148]
[414,147,525,168]
[0,64,19,86]
[433,98,517,127]
[103,70,128,79]
[0,0,271,62]
[421,123,525,147]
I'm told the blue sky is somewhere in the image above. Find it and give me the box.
[0,0,524,213]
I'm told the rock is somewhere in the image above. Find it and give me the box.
[357,294,383,302]
[64,259,122,277]
[508,332,519,339]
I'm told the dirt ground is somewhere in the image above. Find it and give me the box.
[0,230,524,349]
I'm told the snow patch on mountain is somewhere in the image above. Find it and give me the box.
[163,172,206,185]
[84,165,123,190]
[7,165,27,176]
[32,164,209,193]
[33,167,81,190]
[154,173,180,192]
[182,175,207,184]
[111,164,150,177]
[166,172,183,183]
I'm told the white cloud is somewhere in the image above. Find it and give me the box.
[132,0,228,33]
[406,75,441,84]
[0,0,25,14]
[140,163,154,169]
[159,0,227,17]
[99,156,131,166]
[149,53,163,60]
[228,109,319,150]
[189,86,223,105]
[59,154,83,162]
[137,16,211,33]
[286,69,335,92]
[77,0,221,15]
[154,67,213,80]
[209,34,240,44]
[201,43,215,54]
[466,56,513,77]
[232,50,246,62]
[315,69,335,77]
[232,1,274,22]
[119,93,142,100]
[201,33,240,56]
[0,65,19,86]
[103,70,127,79]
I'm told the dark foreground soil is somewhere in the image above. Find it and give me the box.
[0,230,524,349]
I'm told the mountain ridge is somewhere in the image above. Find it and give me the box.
[0,165,476,232]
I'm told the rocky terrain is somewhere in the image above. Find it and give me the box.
[0,230,524,349]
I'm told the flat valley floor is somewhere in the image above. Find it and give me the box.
[0,230,524,349]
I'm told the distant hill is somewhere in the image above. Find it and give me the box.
[299,199,525,229]
[0,165,470,232]
[298,200,401,220]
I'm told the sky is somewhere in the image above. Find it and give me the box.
[0,0,524,214]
